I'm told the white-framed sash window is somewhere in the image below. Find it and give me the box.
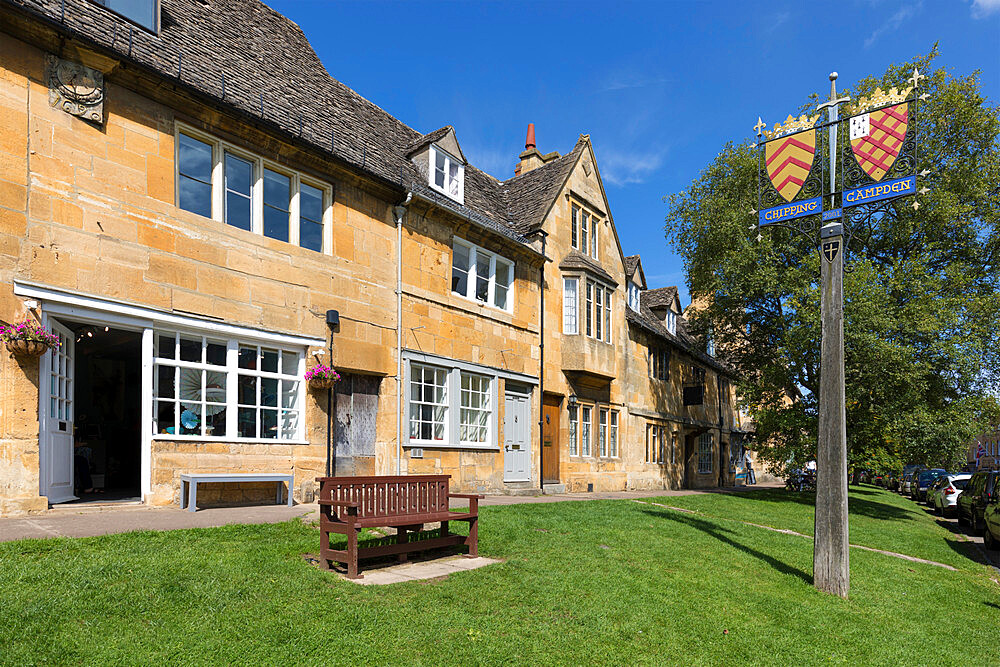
[451,238,514,311]
[176,124,332,254]
[409,363,449,443]
[429,144,465,204]
[459,372,491,445]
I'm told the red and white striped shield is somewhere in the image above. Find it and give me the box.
[849,102,909,182]
[764,129,816,202]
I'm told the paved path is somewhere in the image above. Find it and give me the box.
[0,483,781,543]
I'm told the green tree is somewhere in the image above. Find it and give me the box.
[665,49,999,475]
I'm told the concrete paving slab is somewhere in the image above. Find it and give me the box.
[337,556,502,585]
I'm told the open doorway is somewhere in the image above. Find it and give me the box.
[64,321,142,503]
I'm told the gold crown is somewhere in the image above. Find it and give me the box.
[850,86,912,114]
[763,114,820,140]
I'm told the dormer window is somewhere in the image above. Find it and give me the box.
[627,281,640,312]
[91,0,159,32]
[666,310,677,336]
[430,145,464,204]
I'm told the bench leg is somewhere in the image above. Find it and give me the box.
[187,480,198,512]
[440,521,449,538]
[397,527,408,563]
[286,480,293,507]
[346,526,362,579]
[180,480,186,510]
[464,517,478,558]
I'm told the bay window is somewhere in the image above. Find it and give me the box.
[451,238,514,311]
[581,406,592,457]
[586,282,593,336]
[563,277,578,334]
[571,204,580,249]
[586,280,614,344]
[153,332,303,441]
[176,125,332,253]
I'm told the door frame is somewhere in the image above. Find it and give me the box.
[503,387,531,483]
[39,318,76,503]
[541,395,561,483]
[37,308,152,503]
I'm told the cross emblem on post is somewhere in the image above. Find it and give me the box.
[754,117,766,137]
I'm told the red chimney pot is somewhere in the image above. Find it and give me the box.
[525,123,536,150]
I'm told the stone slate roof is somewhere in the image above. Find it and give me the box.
[2,0,538,246]
[405,126,458,159]
[558,251,618,286]
[644,286,679,310]
[626,292,731,375]
[503,140,586,235]
[624,255,640,279]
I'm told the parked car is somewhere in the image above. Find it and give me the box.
[911,469,946,501]
[927,474,971,516]
[900,465,923,494]
[956,471,1000,533]
[901,472,915,496]
[984,491,1000,550]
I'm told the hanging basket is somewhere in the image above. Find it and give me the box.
[5,339,52,358]
[308,376,338,390]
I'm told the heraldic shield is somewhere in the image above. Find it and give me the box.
[849,102,909,182]
[765,128,817,202]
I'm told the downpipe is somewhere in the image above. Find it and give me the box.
[393,192,412,476]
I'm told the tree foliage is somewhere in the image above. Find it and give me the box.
[665,49,1000,475]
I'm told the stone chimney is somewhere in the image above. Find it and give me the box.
[514,123,561,177]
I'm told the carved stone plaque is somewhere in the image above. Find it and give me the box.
[47,55,104,124]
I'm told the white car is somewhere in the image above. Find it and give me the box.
[929,474,972,516]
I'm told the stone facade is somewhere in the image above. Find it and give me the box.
[0,0,739,517]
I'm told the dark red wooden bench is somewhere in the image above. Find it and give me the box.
[316,474,483,579]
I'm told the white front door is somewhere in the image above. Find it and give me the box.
[42,320,76,504]
[504,392,531,482]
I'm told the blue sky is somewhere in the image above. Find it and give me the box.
[268,0,999,305]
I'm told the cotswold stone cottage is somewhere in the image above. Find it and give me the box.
[0,0,743,516]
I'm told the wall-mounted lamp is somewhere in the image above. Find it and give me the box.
[568,394,578,406]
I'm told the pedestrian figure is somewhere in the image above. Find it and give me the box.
[744,450,757,485]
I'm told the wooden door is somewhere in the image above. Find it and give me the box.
[333,374,381,476]
[42,320,76,504]
[542,397,560,483]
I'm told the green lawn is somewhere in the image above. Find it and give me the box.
[1,485,997,665]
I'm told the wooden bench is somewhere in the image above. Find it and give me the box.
[180,473,294,512]
[316,474,483,579]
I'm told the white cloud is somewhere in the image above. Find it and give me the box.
[863,3,920,48]
[971,0,1000,17]
[599,74,671,93]
[599,147,668,186]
